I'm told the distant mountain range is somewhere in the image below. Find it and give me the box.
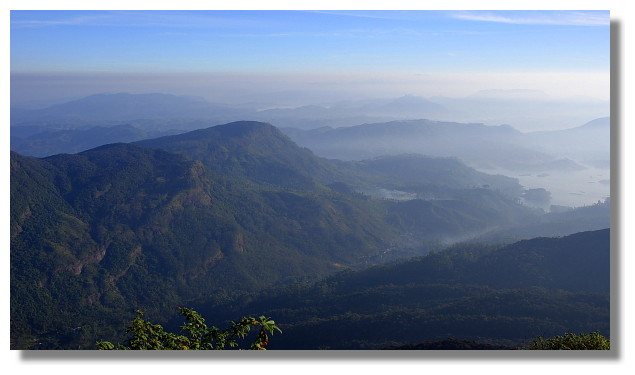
[11,124,183,157]
[10,92,249,124]
[10,93,609,176]
[523,116,610,168]
[10,92,609,174]
[282,119,604,172]
[11,91,609,131]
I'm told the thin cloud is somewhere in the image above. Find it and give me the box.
[10,10,264,29]
[11,13,114,28]
[451,11,609,26]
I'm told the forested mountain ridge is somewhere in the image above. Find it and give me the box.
[135,121,525,197]
[351,153,524,198]
[135,121,339,190]
[132,121,553,248]
[10,143,395,349]
[206,229,609,349]
[10,121,610,349]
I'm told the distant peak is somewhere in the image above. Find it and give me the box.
[71,92,209,104]
[579,117,610,129]
[213,121,276,135]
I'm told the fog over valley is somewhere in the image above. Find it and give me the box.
[11,91,609,208]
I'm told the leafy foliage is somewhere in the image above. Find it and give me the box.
[384,338,516,350]
[527,331,610,350]
[97,307,281,350]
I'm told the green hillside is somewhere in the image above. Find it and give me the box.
[135,121,340,190]
[10,144,393,349]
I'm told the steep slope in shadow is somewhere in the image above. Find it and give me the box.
[207,229,609,349]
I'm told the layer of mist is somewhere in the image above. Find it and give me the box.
[10,92,610,209]
[504,166,610,208]
[10,91,609,132]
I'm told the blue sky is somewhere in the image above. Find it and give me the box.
[9,10,611,104]
[11,10,609,73]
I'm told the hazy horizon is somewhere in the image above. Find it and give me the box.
[9,82,609,132]
[10,10,610,132]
